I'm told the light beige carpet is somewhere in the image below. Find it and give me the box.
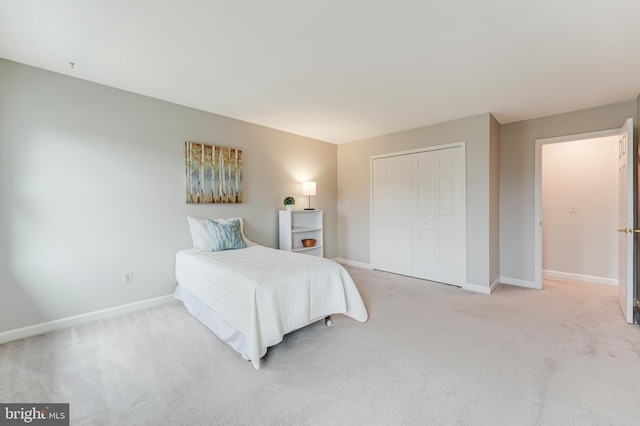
[1,267,639,425]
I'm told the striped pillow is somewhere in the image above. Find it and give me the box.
[207,218,247,252]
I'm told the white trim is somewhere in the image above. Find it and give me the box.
[534,127,621,290]
[369,141,466,160]
[543,270,618,287]
[333,258,372,269]
[535,129,621,146]
[463,278,501,295]
[0,294,175,344]
[463,283,491,295]
[370,142,467,287]
[500,276,539,289]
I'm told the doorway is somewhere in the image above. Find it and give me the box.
[540,135,619,286]
[535,128,622,290]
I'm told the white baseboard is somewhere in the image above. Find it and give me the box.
[333,258,372,269]
[542,270,618,287]
[463,283,492,295]
[0,294,175,345]
[500,276,540,289]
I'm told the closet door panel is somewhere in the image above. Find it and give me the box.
[412,153,436,280]
[432,149,464,284]
[414,228,435,273]
[373,147,464,285]
[372,156,411,275]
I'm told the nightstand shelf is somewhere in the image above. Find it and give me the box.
[279,210,323,257]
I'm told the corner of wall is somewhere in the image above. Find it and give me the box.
[489,114,501,284]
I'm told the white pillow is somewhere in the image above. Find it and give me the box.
[187,216,255,251]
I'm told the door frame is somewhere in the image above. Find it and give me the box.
[370,142,467,286]
[534,128,623,290]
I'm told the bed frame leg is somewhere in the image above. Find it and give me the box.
[324,316,333,327]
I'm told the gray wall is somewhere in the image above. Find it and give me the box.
[500,100,637,285]
[0,59,338,333]
[337,113,498,290]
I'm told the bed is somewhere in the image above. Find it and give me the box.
[175,217,368,369]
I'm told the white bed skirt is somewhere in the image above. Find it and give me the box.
[174,283,267,361]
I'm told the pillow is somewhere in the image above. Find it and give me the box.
[207,218,247,251]
[187,216,255,251]
[187,216,212,251]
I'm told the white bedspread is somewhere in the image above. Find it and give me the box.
[175,245,368,369]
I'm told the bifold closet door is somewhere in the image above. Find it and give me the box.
[371,155,412,276]
[372,147,464,286]
[411,148,464,285]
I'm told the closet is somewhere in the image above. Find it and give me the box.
[371,145,465,286]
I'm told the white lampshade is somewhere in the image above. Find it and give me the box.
[302,181,316,196]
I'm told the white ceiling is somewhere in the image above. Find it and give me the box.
[2,0,640,144]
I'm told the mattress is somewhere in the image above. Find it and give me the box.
[174,245,368,369]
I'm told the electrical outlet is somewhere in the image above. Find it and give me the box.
[122,272,134,285]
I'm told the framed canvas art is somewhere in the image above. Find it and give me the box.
[185,142,243,203]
